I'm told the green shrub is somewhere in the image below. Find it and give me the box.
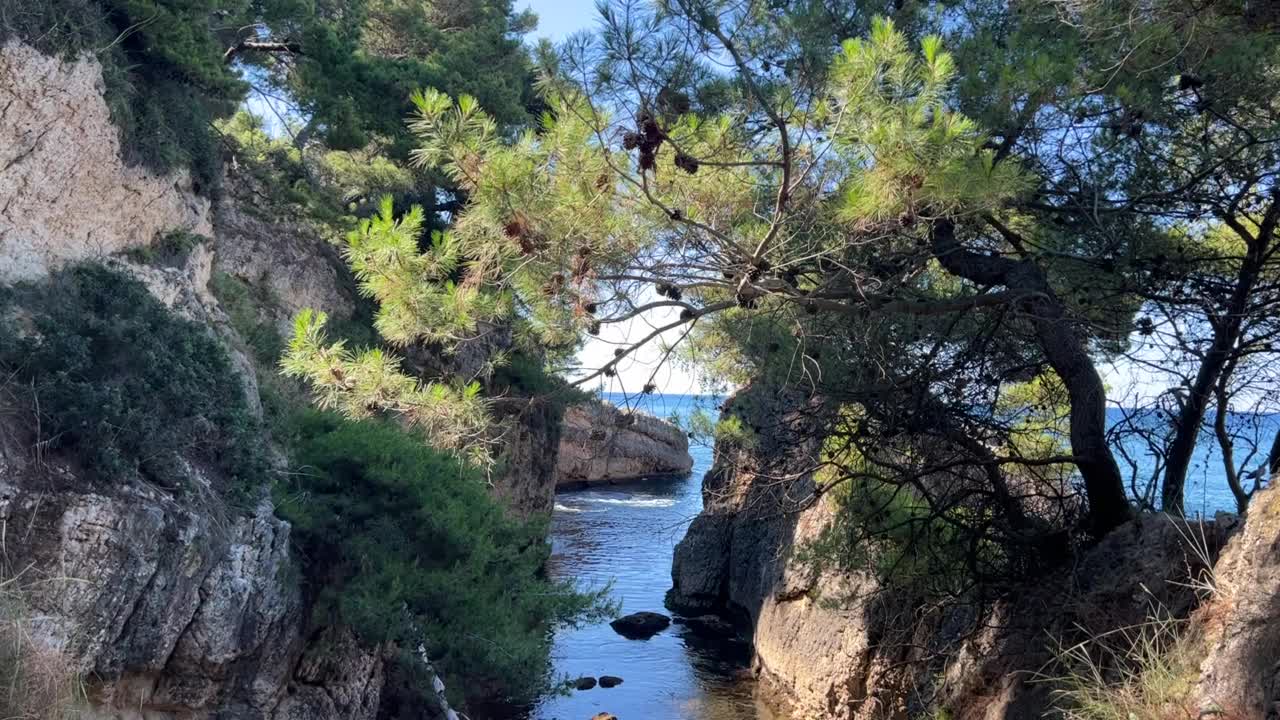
[276,411,611,708]
[0,264,270,502]
[120,230,206,268]
[209,271,286,364]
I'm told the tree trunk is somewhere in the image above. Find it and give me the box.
[1162,202,1277,516]
[931,219,1132,535]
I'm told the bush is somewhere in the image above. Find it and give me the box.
[276,411,611,708]
[209,271,286,364]
[121,230,206,268]
[0,264,270,501]
[1049,614,1207,720]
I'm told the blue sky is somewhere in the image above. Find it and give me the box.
[520,0,601,43]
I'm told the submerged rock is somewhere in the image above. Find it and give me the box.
[598,675,624,688]
[573,676,597,690]
[609,611,671,639]
[591,713,618,720]
[676,614,738,637]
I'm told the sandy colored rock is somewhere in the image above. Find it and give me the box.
[555,400,693,489]
[0,41,211,283]
[1196,482,1280,718]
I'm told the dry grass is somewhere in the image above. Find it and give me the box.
[1048,610,1204,720]
[0,577,85,720]
[1046,516,1238,720]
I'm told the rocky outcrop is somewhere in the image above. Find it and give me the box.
[554,400,693,490]
[1196,481,1280,718]
[211,165,362,337]
[667,384,1243,720]
[0,40,468,720]
[0,41,211,284]
[0,443,464,720]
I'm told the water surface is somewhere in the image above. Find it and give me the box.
[534,393,774,720]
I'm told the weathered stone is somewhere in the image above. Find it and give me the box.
[667,383,1244,720]
[0,41,211,284]
[675,615,738,638]
[555,400,693,489]
[1196,481,1280,719]
[609,612,671,640]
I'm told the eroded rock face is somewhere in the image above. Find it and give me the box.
[211,167,360,337]
[0,392,461,720]
[667,384,1238,720]
[0,451,301,717]
[555,400,693,490]
[1196,482,1280,719]
[0,41,211,283]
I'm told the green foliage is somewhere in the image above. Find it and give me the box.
[215,112,419,229]
[1050,614,1203,720]
[343,195,507,345]
[276,411,611,707]
[279,0,537,156]
[281,309,494,466]
[120,230,206,268]
[829,18,1028,222]
[685,408,757,450]
[0,264,269,501]
[209,271,286,364]
[807,476,974,598]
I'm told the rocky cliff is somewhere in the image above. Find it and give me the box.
[0,248,460,720]
[0,41,211,284]
[555,400,694,490]
[0,40,540,720]
[668,383,1272,720]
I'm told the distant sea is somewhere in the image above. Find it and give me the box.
[595,392,1277,516]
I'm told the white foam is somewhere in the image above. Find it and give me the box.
[577,495,677,508]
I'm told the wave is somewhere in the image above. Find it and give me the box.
[553,503,587,513]
[568,495,678,509]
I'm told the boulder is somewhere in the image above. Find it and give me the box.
[573,676,597,690]
[555,400,693,489]
[591,714,618,720]
[609,611,671,640]
[598,675,623,688]
[1195,481,1280,718]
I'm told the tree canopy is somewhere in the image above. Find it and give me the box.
[285,0,1280,581]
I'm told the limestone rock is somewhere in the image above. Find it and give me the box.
[211,167,360,337]
[555,400,693,490]
[0,41,211,284]
[666,383,1239,720]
